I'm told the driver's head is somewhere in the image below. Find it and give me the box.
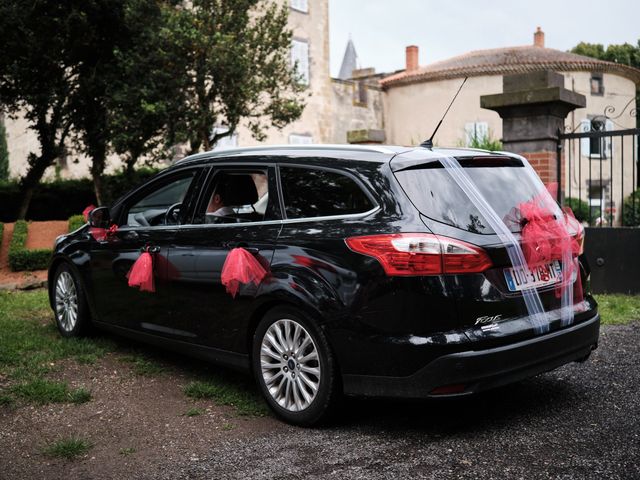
[207,179,228,213]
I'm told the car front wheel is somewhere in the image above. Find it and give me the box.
[53,263,92,337]
[253,306,340,426]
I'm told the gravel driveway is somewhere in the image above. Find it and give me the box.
[160,322,640,480]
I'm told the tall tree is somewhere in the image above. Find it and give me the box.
[177,0,305,153]
[67,0,130,205]
[0,1,77,218]
[108,0,191,177]
[0,116,9,181]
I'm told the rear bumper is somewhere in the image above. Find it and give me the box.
[343,313,600,399]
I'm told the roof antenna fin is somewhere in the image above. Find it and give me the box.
[420,76,468,149]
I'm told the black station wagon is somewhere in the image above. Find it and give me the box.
[48,145,600,425]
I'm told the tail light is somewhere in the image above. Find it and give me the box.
[345,233,492,276]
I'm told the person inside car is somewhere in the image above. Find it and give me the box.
[207,181,235,217]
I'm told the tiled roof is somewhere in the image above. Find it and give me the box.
[380,46,640,88]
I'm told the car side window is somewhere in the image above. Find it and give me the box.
[191,169,274,224]
[279,166,374,219]
[122,171,197,227]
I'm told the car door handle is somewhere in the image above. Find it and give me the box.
[225,241,259,254]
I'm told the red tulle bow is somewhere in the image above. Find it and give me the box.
[90,223,118,242]
[221,248,268,298]
[82,204,96,221]
[518,187,583,302]
[127,251,155,292]
[520,199,580,267]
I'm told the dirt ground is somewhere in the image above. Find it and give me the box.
[0,221,67,288]
[0,343,282,480]
[1,322,639,480]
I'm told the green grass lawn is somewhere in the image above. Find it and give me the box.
[596,294,640,325]
[0,289,267,416]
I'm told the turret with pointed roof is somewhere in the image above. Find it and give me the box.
[338,37,359,80]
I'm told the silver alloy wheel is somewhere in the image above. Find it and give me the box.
[55,271,78,332]
[260,318,321,412]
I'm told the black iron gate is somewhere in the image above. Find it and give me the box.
[557,127,639,227]
[556,125,640,294]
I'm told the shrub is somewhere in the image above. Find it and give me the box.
[68,214,86,232]
[563,197,590,223]
[467,132,503,151]
[8,220,52,271]
[622,190,640,227]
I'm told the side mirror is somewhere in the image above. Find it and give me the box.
[89,206,111,229]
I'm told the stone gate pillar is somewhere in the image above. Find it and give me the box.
[480,71,586,197]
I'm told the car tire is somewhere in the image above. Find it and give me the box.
[252,306,341,426]
[52,263,92,337]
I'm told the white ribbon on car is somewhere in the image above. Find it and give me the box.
[437,154,577,333]
[516,154,576,327]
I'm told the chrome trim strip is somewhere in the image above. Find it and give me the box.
[178,205,381,230]
[115,206,381,233]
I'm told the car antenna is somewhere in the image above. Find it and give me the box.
[420,76,468,149]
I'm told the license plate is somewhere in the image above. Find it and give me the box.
[504,260,562,292]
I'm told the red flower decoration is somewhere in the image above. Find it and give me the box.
[127,251,155,292]
[221,248,269,298]
[82,204,96,221]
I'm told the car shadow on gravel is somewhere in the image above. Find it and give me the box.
[333,372,590,435]
[89,329,594,436]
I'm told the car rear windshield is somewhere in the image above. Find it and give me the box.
[394,157,544,234]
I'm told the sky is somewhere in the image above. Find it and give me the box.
[329,0,640,77]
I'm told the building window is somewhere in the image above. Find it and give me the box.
[590,73,604,96]
[289,134,312,144]
[290,0,308,13]
[210,126,238,151]
[291,39,310,85]
[464,122,489,147]
[579,118,613,159]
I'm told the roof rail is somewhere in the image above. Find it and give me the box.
[173,144,400,164]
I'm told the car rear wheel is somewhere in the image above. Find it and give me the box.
[53,263,92,337]
[253,306,340,426]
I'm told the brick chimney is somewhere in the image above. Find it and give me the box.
[405,45,419,71]
[534,27,545,48]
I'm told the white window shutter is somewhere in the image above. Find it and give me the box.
[464,123,475,146]
[291,40,309,85]
[289,134,312,144]
[476,122,489,141]
[605,119,614,158]
[291,0,308,12]
[580,119,591,156]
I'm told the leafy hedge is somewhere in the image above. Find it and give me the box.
[622,190,640,227]
[68,215,86,232]
[8,221,52,271]
[564,197,590,223]
[0,167,159,222]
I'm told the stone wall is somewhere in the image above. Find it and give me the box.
[329,79,384,144]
